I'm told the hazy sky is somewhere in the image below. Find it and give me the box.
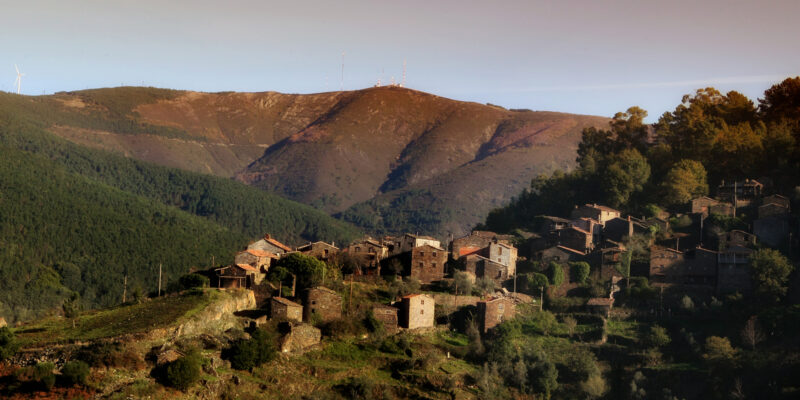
[2,0,798,121]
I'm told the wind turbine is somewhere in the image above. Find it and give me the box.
[14,64,25,95]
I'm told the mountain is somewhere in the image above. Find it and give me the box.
[5,86,607,237]
[0,92,361,322]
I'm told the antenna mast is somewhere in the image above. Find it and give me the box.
[402,59,406,87]
[340,52,345,91]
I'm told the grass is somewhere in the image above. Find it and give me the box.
[14,290,218,346]
[606,318,644,342]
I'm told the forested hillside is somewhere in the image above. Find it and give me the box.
[482,78,800,233]
[0,95,360,322]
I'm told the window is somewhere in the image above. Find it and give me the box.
[420,309,424,314]
[433,252,437,257]
[420,251,425,257]
[324,249,329,256]
[419,262,424,268]
[421,300,424,305]
[432,262,437,268]
[311,301,316,305]
[355,246,361,252]
[498,247,503,255]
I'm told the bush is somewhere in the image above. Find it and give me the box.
[226,328,278,371]
[15,362,56,391]
[321,317,367,339]
[570,262,591,284]
[0,327,19,361]
[178,274,209,290]
[527,273,549,294]
[61,360,90,386]
[549,262,565,287]
[165,351,202,391]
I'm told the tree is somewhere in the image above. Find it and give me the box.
[645,325,671,348]
[276,253,333,291]
[512,358,528,391]
[750,249,793,305]
[61,360,90,386]
[533,310,558,336]
[527,273,549,294]
[549,262,565,287]
[227,328,278,371]
[0,327,19,361]
[165,350,202,391]
[581,373,608,399]
[451,271,473,296]
[661,159,709,206]
[740,315,765,350]
[703,336,737,367]
[760,76,800,126]
[62,292,82,328]
[475,277,496,295]
[533,360,558,400]
[570,262,591,285]
[385,258,403,277]
[178,273,209,290]
[563,316,577,337]
[602,148,651,207]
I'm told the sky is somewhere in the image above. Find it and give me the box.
[1,0,798,121]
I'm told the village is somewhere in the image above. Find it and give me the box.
[196,176,793,354]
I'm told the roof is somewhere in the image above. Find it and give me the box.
[243,249,278,258]
[692,196,718,202]
[458,246,482,256]
[406,233,438,241]
[555,245,586,255]
[372,304,398,311]
[297,241,340,251]
[471,230,499,238]
[402,293,432,300]
[651,245,683,254]
[538,215,572,223]
[271,297,302,307]
[264,237,292,252]
[568,226,591,235]
[587,298,615,306]
[307,286,340,296]
[583,203,621,213]
[415,243,445,252]
[236,263,259,273]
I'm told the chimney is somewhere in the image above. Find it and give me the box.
[265,233,271,240]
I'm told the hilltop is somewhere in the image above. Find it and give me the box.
[6,86,608,237]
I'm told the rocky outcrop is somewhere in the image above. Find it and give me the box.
[170,289,256,338]
[279,323,321,354]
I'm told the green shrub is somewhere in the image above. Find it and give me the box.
[61,360,90,386]
[570,262,591,284]
[549,262,565,287]
[0,327,19,361]
[24,362,55,391]
[227,328,278,371]
[527,273,549,293]
[165,351,202,391]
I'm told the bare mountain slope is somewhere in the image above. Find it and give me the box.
[30,86,606,237]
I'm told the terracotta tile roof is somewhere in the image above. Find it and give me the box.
[459,246,482,256]
[406,233,438,241]
[236,263,259,273]
[585,204,621,213]
[272,297,302,307]
[416,243,445,252]
[555,245,586,255]
[264,237,292,252]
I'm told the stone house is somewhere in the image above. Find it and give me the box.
[758,202,790,219]
[270,297,303,322]
[303,287,342,323]
[215,264,263,288]
[571,217,602,244]
[570,204,622,225]
[536,245,586,265]
[462,254,509,283]
[603,216,649,242]
[719,230,757,249]
[649,246,684,286]
[279,324,322,353]
[717,179,764,206]
[399,294,435,329]
[763,194,790,209]
[347,238,388,269]
[477,297,516,333]
[487,241,517,276]
[586,297,614,317]
[248,234,293,256]
[390,233,442,256]
[408,244,447,284]
[234,249,277,273]
[717,245,753,294]
[450,230,513,259]
[754,215,792,248]
[372,304,399,331]
[691,196,721,215]
[535,216,572,234]
[555,226,594,253]
[296,241,339,261]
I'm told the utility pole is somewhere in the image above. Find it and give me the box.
[158,263,162,297]
[539,286,544,311]
[122,275,128,303]
[348,273,354,315]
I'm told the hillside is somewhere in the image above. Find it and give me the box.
[0,94,361,322]
[2,86,607,237]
